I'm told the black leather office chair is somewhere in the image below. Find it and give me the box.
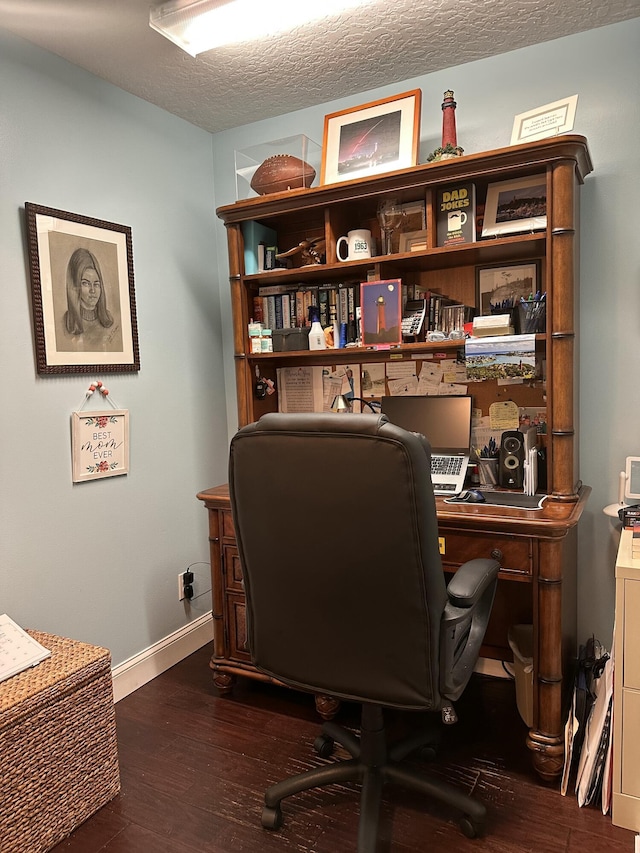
[229,413,500,851]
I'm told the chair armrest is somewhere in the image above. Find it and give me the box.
[446,558,500,608]
[439,558,500,702]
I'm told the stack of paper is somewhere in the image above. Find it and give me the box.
[560,637,614,814]
[0,614,51,683]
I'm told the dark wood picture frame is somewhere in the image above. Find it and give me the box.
[320,89,421,186]
[25,202,140,375]
[481,174,547,238]
[476,260,541,315]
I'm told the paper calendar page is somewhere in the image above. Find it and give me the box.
[0,614,51,683]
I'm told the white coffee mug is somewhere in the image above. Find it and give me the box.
[336,229,373,262]
[447,211,467,232]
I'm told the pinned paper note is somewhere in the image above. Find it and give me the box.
[489,400,519,430]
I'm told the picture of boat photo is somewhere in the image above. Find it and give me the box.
[465,335,536,381]
[495,183,546,223]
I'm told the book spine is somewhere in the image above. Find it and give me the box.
[339,286,349,326]
[318,287,329,327]
[281,293,291,328]
[436,182,476,247]
[302,289,313,325]
[257,242,266,273]
[265,245,278,270]
[259,284,293,296]
[274,295,284,329]
[347,285,358,343]
[266,296,276,330]
[295,291,305,327]
[252,295,264,325]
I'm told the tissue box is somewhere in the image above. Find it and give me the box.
[272,327,310,352]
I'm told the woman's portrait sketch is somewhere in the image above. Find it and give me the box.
[51,235,123,354]
[26,203,139,374]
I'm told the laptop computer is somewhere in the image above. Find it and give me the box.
[380,395,472,495]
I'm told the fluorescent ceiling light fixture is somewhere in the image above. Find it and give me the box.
[150,0,371,56]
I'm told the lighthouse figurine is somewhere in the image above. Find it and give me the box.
[427,90,465,162]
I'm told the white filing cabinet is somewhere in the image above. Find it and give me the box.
[613,528,640,831]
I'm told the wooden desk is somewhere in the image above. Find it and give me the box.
[197,483,590,783]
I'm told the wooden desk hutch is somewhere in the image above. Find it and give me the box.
[198,136,593,783]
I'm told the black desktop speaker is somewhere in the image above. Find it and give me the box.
[498,430,525,489]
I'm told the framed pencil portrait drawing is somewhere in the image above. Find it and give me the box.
[25,203,140,375]
[320,90,421,186]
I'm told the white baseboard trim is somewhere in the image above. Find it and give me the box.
[111,613,213,703]
[111,623,505,703]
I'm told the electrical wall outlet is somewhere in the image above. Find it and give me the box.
[178,565,211,604]
[178,572,186,601]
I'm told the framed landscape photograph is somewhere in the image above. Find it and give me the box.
[476,261,541,315]
[320,90,421,186]
[25,203,140,375]
[360,278,402,347]
[399,230,428,253]
[481,174,547,238]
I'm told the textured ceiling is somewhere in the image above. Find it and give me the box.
[1,0,638,133]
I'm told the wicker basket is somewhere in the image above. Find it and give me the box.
[0,631,120,853]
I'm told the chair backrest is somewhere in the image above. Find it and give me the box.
[228,412,449,711]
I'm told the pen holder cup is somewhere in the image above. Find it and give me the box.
[518,301,546,334]
[477,458,499,486]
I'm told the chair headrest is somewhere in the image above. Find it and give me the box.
[249,412,390,438]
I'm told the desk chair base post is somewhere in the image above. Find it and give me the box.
[261,704,486,849]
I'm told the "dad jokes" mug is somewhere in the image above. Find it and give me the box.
[336,229,373,262]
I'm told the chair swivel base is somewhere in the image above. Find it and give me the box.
[261,704,486,852]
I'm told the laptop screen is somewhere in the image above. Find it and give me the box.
[380,395,472,453]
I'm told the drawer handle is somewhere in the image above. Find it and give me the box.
[490,548,504,562]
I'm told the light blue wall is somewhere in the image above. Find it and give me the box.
[212,19,640,646]
[0,29,227,665]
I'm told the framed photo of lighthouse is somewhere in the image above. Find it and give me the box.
[320,90,421,186]
[360,279,402,348]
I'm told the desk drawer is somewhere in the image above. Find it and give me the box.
[440,531,533,577]
[223,544,243,592]
[227,593,250,661]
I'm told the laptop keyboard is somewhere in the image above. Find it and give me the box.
[431,455,464,475]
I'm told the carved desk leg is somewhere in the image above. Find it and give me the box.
[210,658,235,695]
[315,694,341,720]
[526,537,570,782]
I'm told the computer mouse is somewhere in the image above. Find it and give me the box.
[463,489,486,503]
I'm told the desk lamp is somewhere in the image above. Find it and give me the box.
[331,395,380,414]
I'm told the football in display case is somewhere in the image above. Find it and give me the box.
[235,135,321,200]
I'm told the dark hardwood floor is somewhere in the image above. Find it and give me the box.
[52,644,633,852]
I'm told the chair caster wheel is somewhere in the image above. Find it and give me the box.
[459,815,483,839]
[314,733,335,758]
[418,744,438,762]
[262,805,283,830]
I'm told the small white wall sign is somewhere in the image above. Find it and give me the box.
[511,95,578,145]
[72,409,129,482]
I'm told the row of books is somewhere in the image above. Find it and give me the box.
[409,287,477,336]
[252,282,360,344]
[252,280,477,342]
